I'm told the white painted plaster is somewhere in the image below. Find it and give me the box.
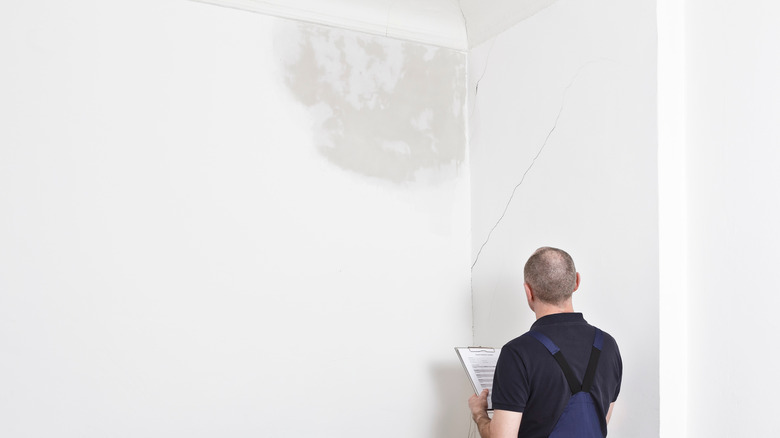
[657,0,688,435]
[468,1,659,436]
[458,0,559,48]
[684,1,780,436]
[0,1,472,437]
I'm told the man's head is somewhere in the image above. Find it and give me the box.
[523,247,579,306]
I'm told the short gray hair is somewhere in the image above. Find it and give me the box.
[523,247,577,304]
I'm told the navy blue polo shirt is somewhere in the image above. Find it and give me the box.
[491,313,622,437]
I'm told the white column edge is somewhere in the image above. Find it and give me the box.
[657,0,688,436]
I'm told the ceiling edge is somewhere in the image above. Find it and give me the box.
[463,0,560,48]
[190,0,469,51]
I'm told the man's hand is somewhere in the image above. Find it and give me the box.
[468,389,490,422]
[468,389,523,438]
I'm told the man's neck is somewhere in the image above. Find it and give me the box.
[533,300,574,320]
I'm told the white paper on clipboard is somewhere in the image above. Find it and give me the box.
[455,346,501,410]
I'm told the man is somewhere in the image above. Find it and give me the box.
[468,247,622,437]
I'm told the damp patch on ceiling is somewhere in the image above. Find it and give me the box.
[275,22,467,183]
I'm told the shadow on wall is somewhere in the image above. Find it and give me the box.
[274,22,467,184]
[431,362,473,438]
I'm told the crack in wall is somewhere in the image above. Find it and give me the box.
[469,38,497,121]
[468,39,499,340]
[470,60,601,270]
[456,0,469,48]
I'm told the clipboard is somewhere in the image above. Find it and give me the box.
[455,346,501,410]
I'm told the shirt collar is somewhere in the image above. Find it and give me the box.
[530,312,586,330]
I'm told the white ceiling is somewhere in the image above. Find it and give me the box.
[191,0,559,50]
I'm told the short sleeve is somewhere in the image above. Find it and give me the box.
[611,341,623,403]
[490,344,529,413]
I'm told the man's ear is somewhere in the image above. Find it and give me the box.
[524,282,534,311]
[573,272,581,292]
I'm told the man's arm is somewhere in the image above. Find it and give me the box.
[606,402,615,424]
[468,389,522,438]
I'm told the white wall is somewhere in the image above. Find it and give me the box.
[657,0,688,435]
[468,0,659,436]
[683,1,780,436]
[0,2,473,437]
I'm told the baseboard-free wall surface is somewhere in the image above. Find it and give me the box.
[468,1,659,436]
[684,1,780,436]
[0,2,473,436]
[2,0,669,436]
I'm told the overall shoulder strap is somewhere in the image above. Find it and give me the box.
[529,328,604,394]
[529,331,580,394]
[581,328,604,393]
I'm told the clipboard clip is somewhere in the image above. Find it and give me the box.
[468,346,495,352]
